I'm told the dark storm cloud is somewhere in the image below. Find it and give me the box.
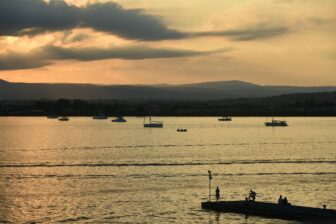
[0,0,80,36]
[0,0,183,41]
[0,45,212,70]
[0,0,289,41]
[80,2,184,40]
[0,50,51,70]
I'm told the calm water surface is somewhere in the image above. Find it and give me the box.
[0,117,335,223]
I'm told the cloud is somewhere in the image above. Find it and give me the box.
[0,0,289,41]
[0,50,51,70]
[0,0,183,41]
[80,2,184,40]
[61,31,90,44]
[0,45,217,70]
[0,0,80,36]
[190,26,289,41]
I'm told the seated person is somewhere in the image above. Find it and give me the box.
[249,190,256,201]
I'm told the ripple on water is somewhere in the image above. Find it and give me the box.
[1,117,335,224]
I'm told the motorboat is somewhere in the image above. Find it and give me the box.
[265,119,288,127]
[218,117,232,121]
[93,115,108,120]
[112,116,127,122]
[58,116,69,121]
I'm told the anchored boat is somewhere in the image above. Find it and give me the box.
[93,115,108,120]
[265,119,288,127]
[58,116,69,121]
[265,107,288,126]
[112,116,127,122]
[143,117,163,128]
[218,117,232,121]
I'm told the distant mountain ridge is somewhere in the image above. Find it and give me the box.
[0,79,336,100]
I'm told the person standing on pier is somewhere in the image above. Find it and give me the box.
[215,186,220,202]
[278,195,283,204]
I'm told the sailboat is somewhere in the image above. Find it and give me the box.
[143,117,163,128]
[265,108,287,127]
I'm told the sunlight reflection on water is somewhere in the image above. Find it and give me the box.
[0,117,335,223]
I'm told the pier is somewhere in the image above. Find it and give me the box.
[201,200,336,221]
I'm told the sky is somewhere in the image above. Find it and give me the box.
[0,0,335,86]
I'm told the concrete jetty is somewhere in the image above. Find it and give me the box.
[201,200,336,221]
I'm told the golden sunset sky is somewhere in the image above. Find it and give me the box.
[0,0,335,85]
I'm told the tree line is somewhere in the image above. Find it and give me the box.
[0,91,336,116]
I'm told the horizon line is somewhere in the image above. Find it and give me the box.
[1,78,335,88]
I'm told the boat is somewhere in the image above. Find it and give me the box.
[202,200,336,221]
[93,115,108,120]
[112,116,127,122]
[265,107,288,126]
[58,116,69,121]
[265,119,288,127]
[218,117,232,121]
[143,117,163,128]
[177,129,187,132]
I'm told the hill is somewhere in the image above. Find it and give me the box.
[0,79,336,100]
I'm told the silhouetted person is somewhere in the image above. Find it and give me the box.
[249,190,256,201]
[283,197,288,205]
[278,195,283,205]
[215,186,220,202]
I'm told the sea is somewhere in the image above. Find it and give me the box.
[0,117,335,223]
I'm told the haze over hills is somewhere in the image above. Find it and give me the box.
[0,79,336,100]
